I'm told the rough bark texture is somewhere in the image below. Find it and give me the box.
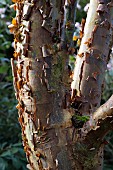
[10,0,113,170]
[71,0,112,114]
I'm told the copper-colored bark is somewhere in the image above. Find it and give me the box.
[10,0,113,169]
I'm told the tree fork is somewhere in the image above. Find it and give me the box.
[10,0,113,170]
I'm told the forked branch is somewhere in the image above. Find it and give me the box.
[83,95,113,147]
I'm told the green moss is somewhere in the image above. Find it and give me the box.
[50,54,64,89]
[74,143,98,169]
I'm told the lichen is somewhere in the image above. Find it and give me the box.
[50,54,64,89]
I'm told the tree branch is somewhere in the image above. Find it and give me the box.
[61,0,77,48]
[83,95,113,146]
[71,0,113,115]
[73,95,113,169]
[72,3,113,168]
[93,95,113,124]
[82,0,113,147]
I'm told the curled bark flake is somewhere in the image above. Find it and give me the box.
[92,72,99,80]
[79,60,85,95]
[86,76,90,82]
[18,115,24,126]
[97,4,108,13]
[23,1,34,20]
[23,84,31,92]
[17,79,23,90]
[42,45,50,58]
[78,53,84,58]
[26,65,30,82]
[15,2,23,25]
[12,18,18,26]
[11,58,17,78]
[8,24,18,34]
[23,43,29,56]
[107,2,113,7]
[98,0,105,4]
[38,118,41,130]
[22,20,32,32]
[16,102,24,112]
[79,18,86,39]
[11,58,18,94]
[13,51,21,59]
[8,16,19,33]
[28,119,34,144]
[100,19,111,30]
[90,25,98,49]
[10,4,16,10]
[24,31,30,44]
[17,64,23,77]
[84,38,92,48]
[27,164,33,170]
[13,77,18,95]
[92,25,99,34]
[41,19,51,33]
[46,117,49,125]
[38,159,43,169]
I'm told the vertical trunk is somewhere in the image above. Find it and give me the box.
[11,0,80,169]
[10,0,113,170]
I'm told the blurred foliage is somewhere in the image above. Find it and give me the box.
[0,0,27,169]
[102,62,113,102]
[76,0,89,22]
[102,56,113,170]
[103,131,113,170]
[0,0,113,169]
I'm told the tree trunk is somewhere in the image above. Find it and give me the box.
[10,0,113,169]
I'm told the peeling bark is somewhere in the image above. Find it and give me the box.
[71,0,113,115]
[10,0,113,169]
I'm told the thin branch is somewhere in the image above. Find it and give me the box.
[83,95,113,149]
[93,95,113,123]
[61,0,77,48]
